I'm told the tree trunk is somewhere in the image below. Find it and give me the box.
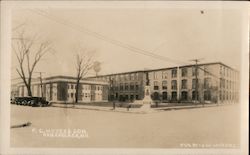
[75,79,80,104]
[25,84,32,97]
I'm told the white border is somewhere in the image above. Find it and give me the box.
[0,1,249,155]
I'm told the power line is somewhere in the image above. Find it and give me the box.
[29,9,222,82]
[30,9,189,66]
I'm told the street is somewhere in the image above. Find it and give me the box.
[10,104,240,148]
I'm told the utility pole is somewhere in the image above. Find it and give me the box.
[190,59,203,104]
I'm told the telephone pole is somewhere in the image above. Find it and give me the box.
[190,59,203,104]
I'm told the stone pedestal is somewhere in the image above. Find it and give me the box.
[140,86,153,112]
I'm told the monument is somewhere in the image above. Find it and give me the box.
[140,73,153,111]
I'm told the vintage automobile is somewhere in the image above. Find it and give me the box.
[29,97,50,107]
[13,97,50,107]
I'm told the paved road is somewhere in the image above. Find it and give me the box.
[10,104,240,148]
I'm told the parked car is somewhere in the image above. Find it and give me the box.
[30,97,50,107]
[13,97,50,107]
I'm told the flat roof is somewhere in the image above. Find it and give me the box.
[85,62,238,78]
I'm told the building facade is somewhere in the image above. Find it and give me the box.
[12,76,109,103]
[11,62,239,104]
[148,62,239,103]
[86,62,239,104]
[85,71,148,102]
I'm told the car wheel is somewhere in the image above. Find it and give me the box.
[38,101,42,107]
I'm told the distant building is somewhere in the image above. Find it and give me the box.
[12,76,109,103]
[86,62,239,104]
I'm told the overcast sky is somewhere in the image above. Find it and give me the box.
[11,5,243,79]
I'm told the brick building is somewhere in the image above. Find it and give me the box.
[85,71,148,102]
[148,62,239,103]
[11,62,239,104]
[86,62,239,104]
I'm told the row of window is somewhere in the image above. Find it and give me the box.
[220,79,236,90]
[67,84,102,91]
[151,91,210,101]
[99,73,141,82]
[67,92,102,98]
[109,94,140,101]
[153,78,213,90]
[152,90,237,101]
[220,65,237,79]
[110,84,140,91]
[152,67,205,80]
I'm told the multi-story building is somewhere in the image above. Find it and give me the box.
[12,76,109,103]
[86,62,239,104]
[148,62,239,103]
[11,62,239,104]
[85,71,148,102]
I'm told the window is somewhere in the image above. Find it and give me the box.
[162,71,168,79]
[154,81,159,90]
[204,78,211,89]
[192,79,199,89]
[130,95,134,100]
[171,92,177,101]
[134,73,138,80]
[181,91,188,101]
[131,74,134,80]
[120,84,123,91]
[153,72,158,80]
[126,74,129,80]
[130,83,134,90]
[192,67,199,76]
[192,91,199,100]
[181,68,188,77]
[125,83,129,90]
[135,83,139,90]
[162,92,168,100]
[204,90,211,101]
[220,78,223,88]
[172,69,177,78]
[162,81,167,90]
[171,80,177,90]
[181,79,187,89]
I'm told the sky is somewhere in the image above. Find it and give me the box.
[11,5,243,79]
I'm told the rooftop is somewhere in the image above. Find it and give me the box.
[85,61,238,78]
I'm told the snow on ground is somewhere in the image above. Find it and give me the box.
[10,104,240,148]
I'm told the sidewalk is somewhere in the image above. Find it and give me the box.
[51,103,149,114]
[50,102,235,114]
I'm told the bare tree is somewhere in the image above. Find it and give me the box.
[12,31,52,97]
[75,49,95,104]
